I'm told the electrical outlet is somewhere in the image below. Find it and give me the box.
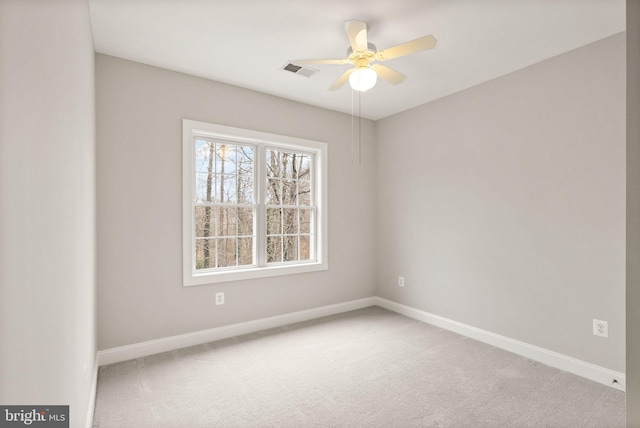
[593,319,608,338]
[398,276,405,287]
[216,292,225,305]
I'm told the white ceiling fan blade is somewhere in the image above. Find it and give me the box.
[372,64,406,85]
[293,58,349,65]
[329,68,355,91]
[345,20,368,52]
[376,35,437,61]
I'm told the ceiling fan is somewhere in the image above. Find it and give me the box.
[293,20,437,92]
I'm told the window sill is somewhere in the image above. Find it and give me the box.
[183,261,328,286]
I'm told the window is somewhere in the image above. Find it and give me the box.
[183,120,328,285]
[265,149,313,263]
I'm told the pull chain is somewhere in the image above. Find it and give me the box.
[351,88,362,165]
[351,88,355,163]
[358,91,362,164]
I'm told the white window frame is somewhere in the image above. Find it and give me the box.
[183,119,328,286]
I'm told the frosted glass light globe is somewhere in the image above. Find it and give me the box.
[349,67,377,91]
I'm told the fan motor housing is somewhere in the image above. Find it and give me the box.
[347,42,377,62]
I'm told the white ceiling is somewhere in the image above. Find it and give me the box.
[88,0,625,120]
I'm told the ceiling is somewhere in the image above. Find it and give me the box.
[88,0,625,121]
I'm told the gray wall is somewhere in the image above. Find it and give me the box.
[375,33,626,372]
[96,54,377,350]
[628,0,640,424]
[0,0,96,427]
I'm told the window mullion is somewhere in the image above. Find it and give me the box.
[255,146,266,267]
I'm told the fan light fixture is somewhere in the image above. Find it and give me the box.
[349,66,377,91]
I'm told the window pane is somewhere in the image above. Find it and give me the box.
[267,208,281,234]
[299,209,311,234]
[267,236,282,263]
[219,175,237,203]
[238,208,254,236]
[238,146,254,175]
[298,155,312,181]
[283,236,298,262]
[238,237,253,265]
[283,208,298,234]
[195,172,216,203]
[292,154,304,179]
[266,150,280,177]
[282,180,297,205]
[281,152,295,179]
[217,144,237,174]
[195,140,215,174]
[195,238,216,270]
[267,178,280,205]
[298,179,310,206]
[195,206,216,237]
[299,235,311,260]
[218,207,237,236]
[217,238,237,267]
[237,175,254,204]
[298,155,311,181]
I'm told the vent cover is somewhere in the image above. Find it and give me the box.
[282,62,317,77]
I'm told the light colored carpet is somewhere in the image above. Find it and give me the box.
[93,306,625,427]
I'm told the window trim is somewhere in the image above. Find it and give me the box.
[182,119,328,286]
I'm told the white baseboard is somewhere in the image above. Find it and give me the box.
[85,360,99,428]
[97,297,377,367]
[374,297,626,392]
[95,295,625,392]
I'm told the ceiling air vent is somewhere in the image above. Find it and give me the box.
[282,62,317,78]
